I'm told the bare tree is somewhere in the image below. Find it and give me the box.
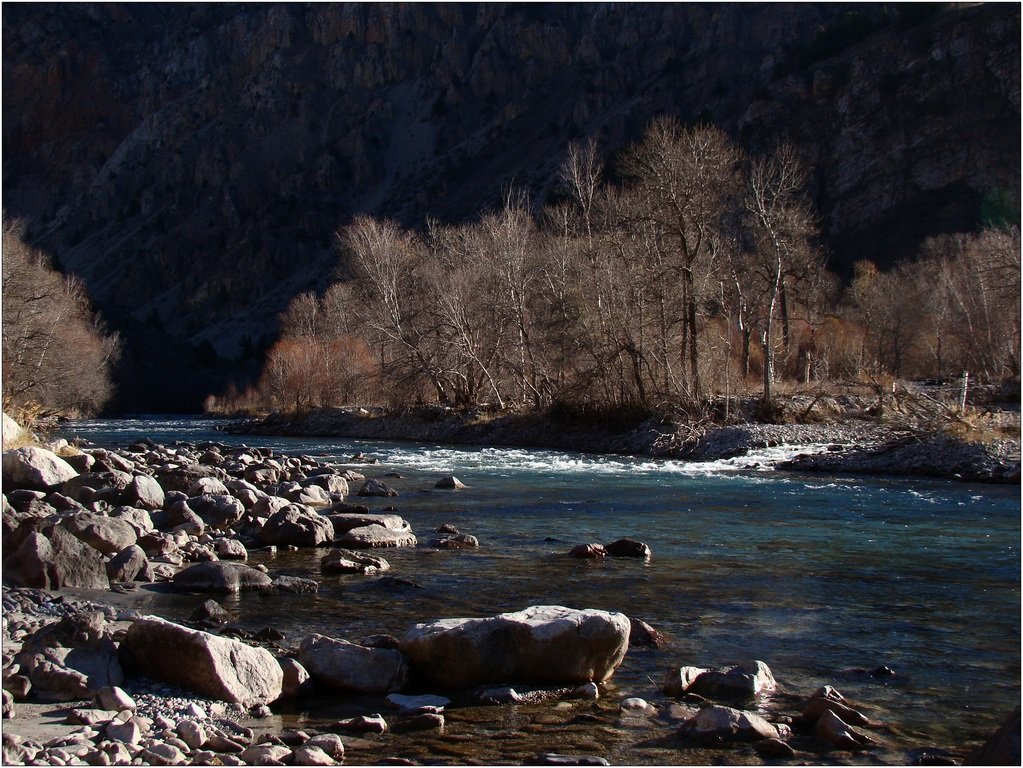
[2,218,120,416]
[619,118,742,402]
[744,143,818,407]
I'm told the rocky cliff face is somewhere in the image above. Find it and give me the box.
[3,3,1018,410]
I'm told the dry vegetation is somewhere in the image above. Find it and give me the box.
[2,219,121,419]
[208,118,1020,427]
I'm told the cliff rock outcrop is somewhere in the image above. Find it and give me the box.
[3,4,1018,409]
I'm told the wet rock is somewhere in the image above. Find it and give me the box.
[2,446,79,490]
[754,737,795,758]
[321,548,390,574]
[480,686,524,704]
[190,599,233,625]
[814,708,877,750]
[663,660,775,699]
[299,634,409,693]
[392,712,444,732]
[569,543,606,559]
[400,605,631,688]
[172,562,273,593]
[122,616,284,707]
[604,538,651,558]
[431,533,479,548]
[627,617,665,648]
[620,697,656,715]
[336,524,417,549]
[802,686,877,728]
[335,713,388,733]
[434,476,466,489]
[271,575,318,593]
[969,706,1021,766]
[279,657,313,699]
[679,704,781,742]
[570,682,600,700]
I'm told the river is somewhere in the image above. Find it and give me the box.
[57,416,1021,764]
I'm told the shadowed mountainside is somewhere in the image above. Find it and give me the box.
[2,3,1019,410]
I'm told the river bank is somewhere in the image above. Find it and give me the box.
[223,395,1021,483]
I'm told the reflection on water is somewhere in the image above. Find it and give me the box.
[60,417,1021,762]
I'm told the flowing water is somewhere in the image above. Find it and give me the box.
[58,417,1020,764]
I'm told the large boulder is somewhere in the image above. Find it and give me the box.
[61,470,131,503]
[154,464,228,494]
[327,511,410,534]
[399,605,630,688]
[3,447,78,490]
[15,611,124,701]
[172,561,273,593]
[106,544,154,583]
[121,474,165,510]
[358,478,398,497]
[187,494,245,531]
[336,524,417,549]
[62,512,139,556]
[2,412,24,448]
[258,505,334,547]
[299,634,409,693]
[3,525,110,589]
[121,617,283,707]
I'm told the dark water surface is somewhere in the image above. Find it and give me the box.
[60,417,1021,764]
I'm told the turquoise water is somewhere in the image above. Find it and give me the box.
[59,417,1020,762]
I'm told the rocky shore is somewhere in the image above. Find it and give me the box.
[2,431,1019,766]
[224,397,1021,484]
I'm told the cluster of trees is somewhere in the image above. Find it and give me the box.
[213,118,1019,417]
[2,219,121,417]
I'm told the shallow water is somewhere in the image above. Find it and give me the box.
[59,416,1021,763]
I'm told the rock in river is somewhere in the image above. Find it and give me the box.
[172,561,273,593]
[299,634,409,693]
[399,605,631,688]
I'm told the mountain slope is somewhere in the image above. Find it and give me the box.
[2,3,1018,410]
